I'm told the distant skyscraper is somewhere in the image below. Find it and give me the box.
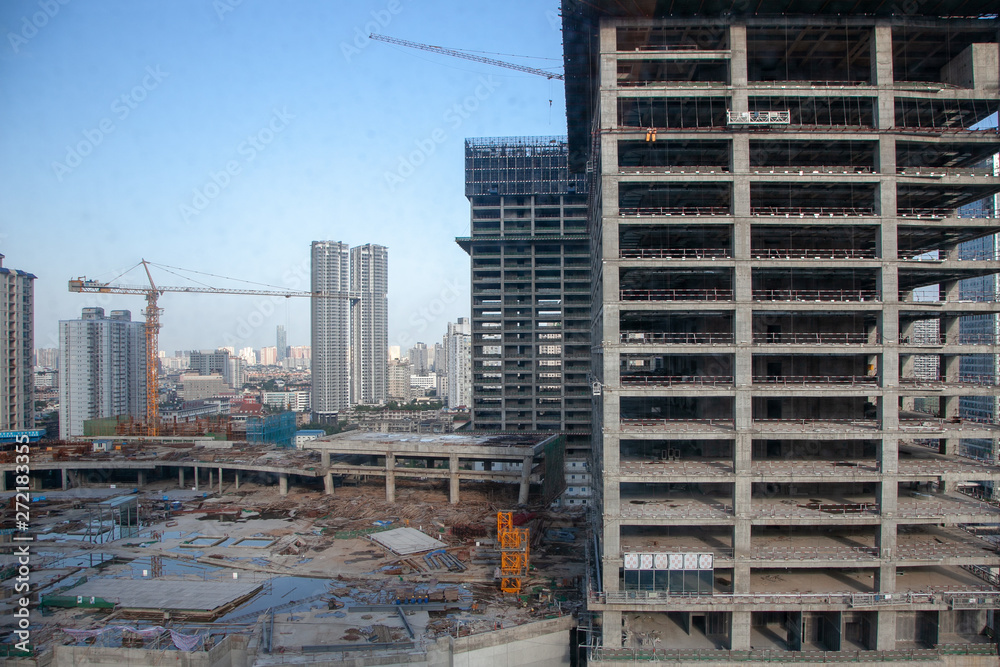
[350,243,388,405]
[35,347,59,370]
[276,325,287,361]
[259,346,278,366]
[59,307,146,438]
[189,349,244,389]
[388,359,413,403]
[311,241,351,417]
[408,342,429,375]
[1,255,35,431]
[445,318,471,410]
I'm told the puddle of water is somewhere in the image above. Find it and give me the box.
[44,552,117,569]
[234,538,274,548]
[215,576,330,623]
[187,537,224,546]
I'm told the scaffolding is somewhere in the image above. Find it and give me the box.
[464,136,588,197]
[496,511,529,595]
[245,412,296,447]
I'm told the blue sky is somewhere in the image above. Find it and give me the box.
[0,0,568,354]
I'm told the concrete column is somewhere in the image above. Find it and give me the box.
[193,467,199,490]
[731,610,752,650]
[278,472,288,496]
[732,141,751,216]
[602,610,622,648]
[0,471,5,492]
[235,471,240,489]
[599,22,617,129]
[386,454,396,502]
[940,438,958,457]
[733,562,751,595]
[179,467,185,489]
[517,455,532,505]
[876,611,896,650]
[137,471,145,488]
[208,469,213,489]
[324,472,334,495]
[872,21,895,130]
[733,519,751,558]
[321,451,330,467]
[61,468,68,490]
[448,455,460,505]
[729,23,748,113]
[734,476,751,517]
[218,467,223,494]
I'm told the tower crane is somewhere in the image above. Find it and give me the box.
[69,260,354,436]
[368,33,564,80]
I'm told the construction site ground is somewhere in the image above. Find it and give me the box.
[0,472,587,659]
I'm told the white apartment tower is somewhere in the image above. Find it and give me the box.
[58,307,146,439]
[0,255,35,431]
[446,318,472,410]
[350,243,389,405]
[311,241,351,418]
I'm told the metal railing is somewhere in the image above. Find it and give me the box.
[753,289,879,302]
[619,206,731,217]
[751,248,876,259]
[752,206,875,217]
[621,332,735,344]
[899,334,998,345]
[902,249,1000,261]
[621,418,735,431]
[898,167,995,177]
[755,332,877,344]
[753,375,877,386]
[753,418,879,430]
[752,166,875,175]
[621,288,733,301]
[899,375,997,386]
[901,290,996,303]
[620,503,733,519]
[622,375,734,387]
[619,166,729,174]
[620,248,729,259]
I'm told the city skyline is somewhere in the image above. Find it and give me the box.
[0,1,568,354]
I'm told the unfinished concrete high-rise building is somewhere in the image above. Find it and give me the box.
[563,0,1000,657]
[311,241,350,419]
[350,243,388,405]
[458,136,593,506]
[0,255,35,431]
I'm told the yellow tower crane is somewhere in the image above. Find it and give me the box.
[69,259,354,436]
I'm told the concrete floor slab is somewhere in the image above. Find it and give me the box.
[370,527,446,555]
[65,578,261,612]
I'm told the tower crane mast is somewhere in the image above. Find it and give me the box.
[369,33,564,80]
[69,259,354,436]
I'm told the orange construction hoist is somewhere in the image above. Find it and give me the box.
[496,511,529,595]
